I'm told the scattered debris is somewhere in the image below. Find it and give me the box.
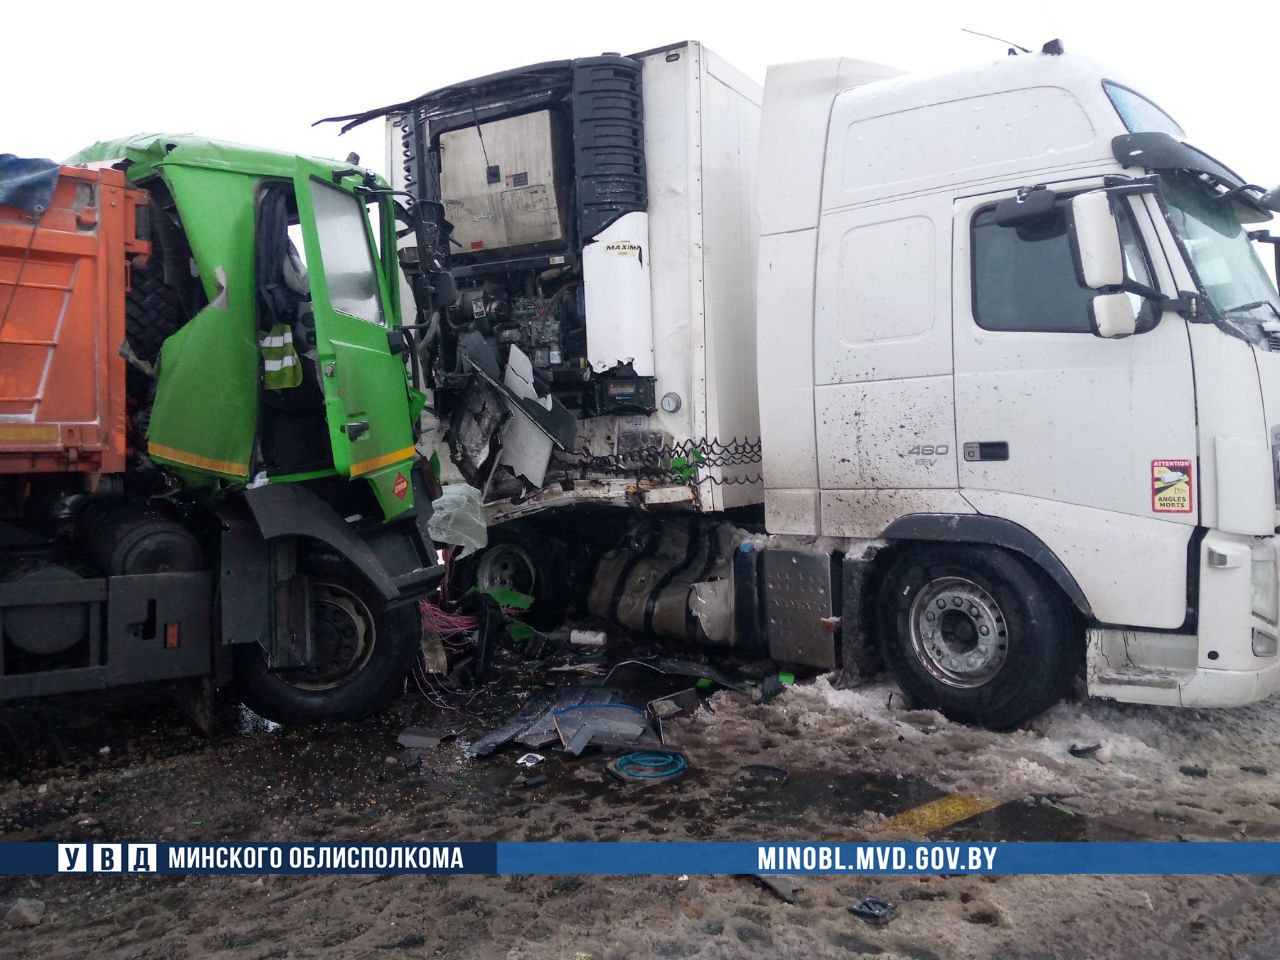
[570,630,608,648]
[739,764,790,786]
[756,674,787,704]
[602,658,751,693]
[516,753,545,768]
[748,874,799,904]
[1179,765,1209,778]
[1069,743,1102,759]
[606,751,688,783]
[466,686,626,757]
[397,727,458,750]
[4,898,46,928]
[1241,765,1268,776]
[554,703,659,756]
[849,897,897,926]
[519,772,547,789]
[98,746,111,757]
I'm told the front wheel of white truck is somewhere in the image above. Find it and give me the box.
[877,544,1077,730]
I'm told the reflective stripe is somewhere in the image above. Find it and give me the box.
[260,322,302,389]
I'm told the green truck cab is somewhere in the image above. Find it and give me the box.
[0,136,444,721]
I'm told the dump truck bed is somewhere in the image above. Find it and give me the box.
[0,164,147,475]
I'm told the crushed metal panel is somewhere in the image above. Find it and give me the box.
[497,346,554,486]
[761,550,837,668]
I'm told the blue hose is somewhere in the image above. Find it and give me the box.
[615,752,688,780]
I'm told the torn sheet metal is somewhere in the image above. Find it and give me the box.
[553,703,660,756]
[465,686,625,757]
[497,346,554,487]
[459,331,576,452]
[689,579,734,645]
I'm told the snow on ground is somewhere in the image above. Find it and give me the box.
[694,676,1280,838]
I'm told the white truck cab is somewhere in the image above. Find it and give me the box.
[757,47,1280,722]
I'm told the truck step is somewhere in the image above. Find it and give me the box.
[1093,669,1182,690]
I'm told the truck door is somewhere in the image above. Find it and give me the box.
[291,164,416,510]
[811,193,959,536]
[951,185,1198,628]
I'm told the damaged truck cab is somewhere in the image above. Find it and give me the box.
[0,136,441,720]
[757,48,1280,723]
[352,42,1280,728]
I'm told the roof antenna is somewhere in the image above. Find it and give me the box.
[961,27,1031,56]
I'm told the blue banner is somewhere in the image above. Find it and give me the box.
[0,842,1277,875]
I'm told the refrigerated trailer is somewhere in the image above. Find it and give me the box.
[342,40,1280,727]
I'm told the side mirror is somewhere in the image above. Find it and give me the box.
[1089,292,1137,339]
[1068,191,1125,289]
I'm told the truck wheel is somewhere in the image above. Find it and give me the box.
[458,524,571,629]
[125,245,191,367]
[234,564,420,723]
[876,545,1075,729]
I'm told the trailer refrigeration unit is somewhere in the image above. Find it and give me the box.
[339,40,1280,727]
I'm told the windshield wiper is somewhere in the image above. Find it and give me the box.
[1223,300,1280,322]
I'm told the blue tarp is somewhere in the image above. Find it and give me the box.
[0,154,60,216]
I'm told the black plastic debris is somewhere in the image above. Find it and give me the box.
[602,658,752,693]
[519,772,547,789]
[1179,764,1209,778]
[849,897,897,926]
[748,874,798,904]
[1241,764,1268,776]
[397,728,458,750]
[1068,743,1101,758]
[756,674,787,705]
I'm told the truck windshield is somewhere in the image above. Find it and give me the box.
[1162,172,1280,329]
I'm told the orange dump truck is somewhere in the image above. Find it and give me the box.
[0,165,146,477]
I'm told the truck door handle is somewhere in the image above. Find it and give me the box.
[343,421,370,441]
[963,442,1008,462]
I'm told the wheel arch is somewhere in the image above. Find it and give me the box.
[879,514,1093,619]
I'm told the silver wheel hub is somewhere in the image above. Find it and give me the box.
[475,543,536,596]
[908,576,1008,688]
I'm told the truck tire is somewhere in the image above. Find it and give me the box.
[876,544,1076,730]
[233,562,420,723]
[125,250,190,367]
[457,524,573,629]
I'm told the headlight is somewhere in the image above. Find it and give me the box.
[1252,555,1278,623]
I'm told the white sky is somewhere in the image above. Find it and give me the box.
[6,0,1279,192]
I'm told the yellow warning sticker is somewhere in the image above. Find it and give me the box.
[1152,459,1193,513]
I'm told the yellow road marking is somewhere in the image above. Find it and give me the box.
[883,796,999,835]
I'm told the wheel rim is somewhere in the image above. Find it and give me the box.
[280,582,377,691]
[474,543,536,597]
[907,576,1009,688]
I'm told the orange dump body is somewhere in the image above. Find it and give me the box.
[0,166,149,476]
